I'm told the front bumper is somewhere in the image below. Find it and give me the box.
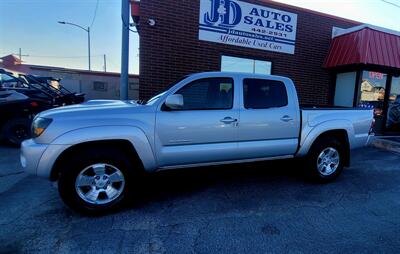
[20,139,70,179]
[20,139,48,176]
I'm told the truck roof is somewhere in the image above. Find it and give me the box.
[187,71,293,83]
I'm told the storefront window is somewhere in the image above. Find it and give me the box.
[334,72,357,107]
[386,76,400,133]
[221,56,272,75]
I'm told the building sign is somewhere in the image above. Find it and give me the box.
[199,0,298,54]
[369,71,385,80]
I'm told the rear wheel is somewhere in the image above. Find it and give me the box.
[304,136,345,182]
[58,147,137,214]
[2,117,32,146]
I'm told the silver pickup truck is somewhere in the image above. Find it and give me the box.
[21,72,374,213]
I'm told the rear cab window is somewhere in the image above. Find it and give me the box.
[243,78,288,109]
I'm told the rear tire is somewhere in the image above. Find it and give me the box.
[1,117,32,146]
[304,136,345,183]
[57,147,138,215]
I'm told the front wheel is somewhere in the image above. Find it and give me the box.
[58,147,136,214]
[304,136,345,183]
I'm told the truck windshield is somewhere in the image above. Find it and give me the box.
[145,75,189,105]
[146,91,166,105]
[0,73,28,89]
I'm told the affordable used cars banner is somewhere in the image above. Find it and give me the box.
[199,0,298,54]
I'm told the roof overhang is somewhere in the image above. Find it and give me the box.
[324,25,400,71]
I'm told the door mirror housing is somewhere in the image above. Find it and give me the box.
[165,94,184,109]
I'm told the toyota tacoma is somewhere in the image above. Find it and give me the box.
[21,72,374,213]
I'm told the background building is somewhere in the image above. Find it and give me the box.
[0,54,139,100]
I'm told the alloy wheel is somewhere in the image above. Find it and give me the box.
[317,147,340,176]
[75,163,125,205]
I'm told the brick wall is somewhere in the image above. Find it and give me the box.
[139,0,359,104]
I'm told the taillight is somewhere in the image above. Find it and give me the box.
[30,101,39,107]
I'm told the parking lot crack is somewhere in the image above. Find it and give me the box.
[192,220,210,254]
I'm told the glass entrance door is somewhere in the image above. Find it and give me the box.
[386,76,400,134]
[357,71,387,134]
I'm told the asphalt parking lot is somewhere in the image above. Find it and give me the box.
[0,146,399,253]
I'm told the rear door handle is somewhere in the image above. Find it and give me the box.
[220,117,238,124]
[280,115,293,122]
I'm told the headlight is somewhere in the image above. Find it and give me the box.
[31,117,52,138]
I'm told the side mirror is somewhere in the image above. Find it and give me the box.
[165,94,184,109]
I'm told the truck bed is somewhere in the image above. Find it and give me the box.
[297,107,374,156]
[301,104,366,110]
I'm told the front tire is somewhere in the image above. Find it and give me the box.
[58,147,135,214]
[304,136,345,183]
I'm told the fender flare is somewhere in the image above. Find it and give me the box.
[296,120,354,157]
[51,125,157,171]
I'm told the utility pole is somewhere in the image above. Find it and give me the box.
[103,54,107,72]
[120,0,130,100]
[16,48,29,61]
[88,26,91,71]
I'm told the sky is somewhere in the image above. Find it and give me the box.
[0,0,139,74]
[0,0,399,75]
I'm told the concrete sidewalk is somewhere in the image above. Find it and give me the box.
[371,136,400,154]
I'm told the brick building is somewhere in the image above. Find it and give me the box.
[138,0,361,104]
[137,0,400,134]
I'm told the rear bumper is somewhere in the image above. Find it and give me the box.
[350,133,375,150]
[366,134,375,146]
[21,139,70,179]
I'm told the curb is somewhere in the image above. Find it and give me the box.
[370,138,400,154]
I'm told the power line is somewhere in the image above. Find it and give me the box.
[89,0,100,28]
[381,0,400,8]
[0,51,105,60]
[24,54,104,59]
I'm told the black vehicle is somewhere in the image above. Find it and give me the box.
[0,69,57,108]
[21,75,85,105]
[0,69,85,106]
[0,90,43,145]
[0,70,53,145]
[0,69,84,145]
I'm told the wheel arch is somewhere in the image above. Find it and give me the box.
[45,125,157,181]
[50,139,144,181]
[297,124,352,167]
[312,130,350,167]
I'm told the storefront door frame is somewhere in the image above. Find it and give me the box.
[332,65,400,136]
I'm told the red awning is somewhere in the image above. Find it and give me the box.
[324,26,400,70]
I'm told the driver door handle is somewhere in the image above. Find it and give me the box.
[220,117,238,124]
[280,115,293,122]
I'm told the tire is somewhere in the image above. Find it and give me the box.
[304,136,345,183]
[58,147,138,214]
[2,117,32,146]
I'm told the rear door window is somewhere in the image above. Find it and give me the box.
[243,79,288,109]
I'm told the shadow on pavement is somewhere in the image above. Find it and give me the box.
[124,158,306,210]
